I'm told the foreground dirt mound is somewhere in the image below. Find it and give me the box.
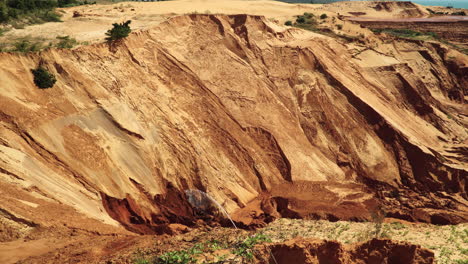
[0,14,467,243]
[256,238,434,264]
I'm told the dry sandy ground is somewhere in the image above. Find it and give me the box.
[0,0,431,45]
[99,219,467,264]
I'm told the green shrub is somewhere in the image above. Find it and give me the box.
[336,24,343,30]
[284,20,292,26]
[320,13,327,19]
[295,13,315,25]
[56,35,77,49]
[14,40,29,52]
[105,20,132,41]
[296,16,306,24]
[156,250,196,264]
[13,39,42,52]
[0,2,8,22]
[0,0,58,24]
[154,244,203,264]
[233,233,271,260]
[39,11,62,22]
[31,66,56,89]
[58,0,74,7]
[303,12,313,19]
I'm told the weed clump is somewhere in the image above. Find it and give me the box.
[13,39,42,52]
[134,233,271,264]
[56,35,77,49]
[233,233,271,260]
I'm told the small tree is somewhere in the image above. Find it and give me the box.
[105,20,131,42]
[284,20,292,26]
[320,13,328,19]
[31,66,56,89]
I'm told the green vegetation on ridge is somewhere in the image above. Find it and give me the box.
[0,0,61,25]
[133,233,271,264]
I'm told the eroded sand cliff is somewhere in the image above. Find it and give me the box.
[1,14,466,235]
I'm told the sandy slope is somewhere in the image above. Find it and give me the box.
[0,1,467,263]
[0,0,430,45]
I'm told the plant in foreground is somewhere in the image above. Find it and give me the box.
[233,233,271,260]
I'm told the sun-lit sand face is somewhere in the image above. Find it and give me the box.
[0,0,433,45]
[0,1,467,264]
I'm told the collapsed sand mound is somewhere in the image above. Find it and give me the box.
[0,14,466,238]
[256,238,434,264]
[373,1,426,18]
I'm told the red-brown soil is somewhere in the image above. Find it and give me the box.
[256,238,435,264]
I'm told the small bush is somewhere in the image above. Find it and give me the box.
[154,244,202,264]
[13,39,42,53]
[303,12,313,19]
[336,24,343,30]
[31,66,56,89]
[320,13,327,19]
[296,16,306,24]
[284,20,292,26]
[58,0,78,8]
[0,3,8,22]
[105,20,131,42]
[233,233,271,260]
[39,11,62,22]
[56,35,77,49]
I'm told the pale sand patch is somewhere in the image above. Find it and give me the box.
[0,0,428,45]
